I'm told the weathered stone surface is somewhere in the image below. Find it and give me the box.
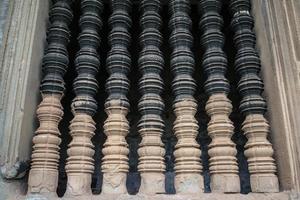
[205,95,240,193]
[251,0,300,193]
[0,0,49,179]
[242,114,278,192]
[28,95,63,194]
[0,0,9,48]
[88,193,290,200]
[65,114,96,196]
[27,192,291,200]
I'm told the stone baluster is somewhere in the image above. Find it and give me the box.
[27,0,73,195]
[64,0,103,197]
[102,0,132,194]
[168,0,204,194]
[199,0,240,193]
[229,0,279,192]
[137,0,166,194]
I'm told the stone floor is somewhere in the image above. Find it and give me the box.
[21,192,298,200]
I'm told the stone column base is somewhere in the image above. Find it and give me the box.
[65,173,92,197]
[27,169,58,195]
[175,174,204,194]
[250,174,279,193]
[210,174,240,193]
[139,173,165,194]
[102,172,127,194]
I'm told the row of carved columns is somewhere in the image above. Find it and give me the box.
[27,0,279,197]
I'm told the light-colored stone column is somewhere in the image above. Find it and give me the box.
[65,114,96,196]
[101,0,132,194]
[173,101,203,194]
[206,94,240,192]
[102,102,130,194]
[28,94,63,195]
[242,114,278,192]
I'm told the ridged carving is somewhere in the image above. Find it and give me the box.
[64,0,103,196]
[199,0,240,193]
[137,0,166,194]
[101,0,132,194]
[168,0,204,194]
[229,0,279,192]
[27,0,73,195]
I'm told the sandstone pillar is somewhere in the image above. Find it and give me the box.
[137,0,166,194]
[101,0,132,194]
[229,0,279,193]
[199,0,240,193]
[65,0,103,197]
[168,0,204,194]
[27,0,73,195]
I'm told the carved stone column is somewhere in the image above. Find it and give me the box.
[64,0,103,197]
[168,0,204,194]
[137,0,166,194]
[199,0,240,193]
[27,0,73,195]
[101,0,132,194]
[229,0,279,193]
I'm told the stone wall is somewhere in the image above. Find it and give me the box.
[0,0,9,47]
[252,0,300,192]
[0,1,49,198]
